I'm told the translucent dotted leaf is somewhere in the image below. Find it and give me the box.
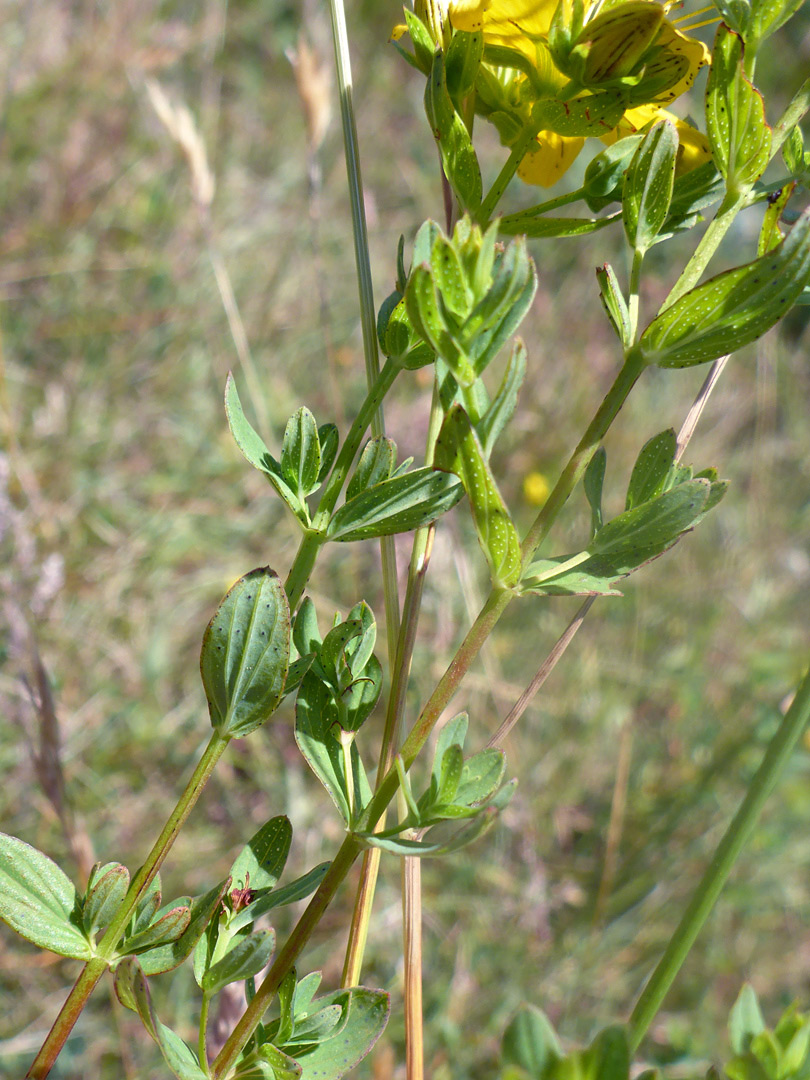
[637,209,810,367]
[623,120,677,254]
[200,567,291,738]
[435,405,521,587]
[0,833,90,959]
[706,25,771,192]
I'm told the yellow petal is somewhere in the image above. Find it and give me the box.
[449,0,491,32]
[517,131,585,186]
[648,18,711,102]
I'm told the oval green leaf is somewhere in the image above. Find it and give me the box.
[200,567,291,738]
[0,833,90,959]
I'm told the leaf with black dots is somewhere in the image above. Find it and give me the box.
[200,568,291,738]
[706,25,770,191]
[636,207,810,368]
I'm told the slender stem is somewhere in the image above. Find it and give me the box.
[198,992,212,1076]
[211,835,362,1078]
[520,351,646,564]
[770,76,810,159]
[627,247,644,343]
[326,0,401,659]
[497,185,588,227]
[659,191,746,312]
[477,127,538,227]
[312,357,401,526]
[342,383,443,986]
[486,597,596,750]
[403,856,424,1080]
[628,662,810,1051]
[27,730,231,1079]
[282,356,402,611]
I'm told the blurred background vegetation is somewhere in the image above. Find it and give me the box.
[1,1,810,1077]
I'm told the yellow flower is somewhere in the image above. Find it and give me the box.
[523,471,551,506]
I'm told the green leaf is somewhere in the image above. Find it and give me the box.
[748,0,806,44]
[432,713,469,787]
[584,135,643,209]
[445,30,483,104]
[435,405,521,587]
[295,673,372,826]
[281,408,321,502]
[456,749,506,807]
[130,874,162,937]
[317,424,339,484]
[403,9,435,73]
[293,596,321,659]
[584,446,607,535]
[436,744,464,805]
[425,50,482,211]
[498,213,620,239]
[706,25,771,192]
[343,601,377,678]
[132,881,228,976]
[532,90,626,138]
[579,1025,630,1080]
[0,833,90,959]
[593,480,710,557]
[623,121,677,254]
[229,863,330,934]
[244,1042,303,1080]
[346,438,396,501]
[596,264,631,347]
[711,0,750,34]
[477,341,527,459]
[637,208,810,368]
[114,956,208,1080]
[202,928,276,994]
[520,559,624,597]
[360,804,503,856]
[83,863,130,938]
[501,1005,563,1078]
[225,374,307,525]
[730,984,767,1055]
[292,988,390,1080]
[658,161,723,241]
[327,468,463,542]
[757,182,794,257]
[230,816,292,895]
[781,124,805,175]
[200,567,291,738]
[119,902,191,955]
[406,263,476,384]
[625,429,677,510]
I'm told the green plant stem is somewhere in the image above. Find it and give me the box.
[628,662,810,1051]
[211,835,362,1078]
[627,247,644,342]
[210,350,653,1073]
[520,350,646,563]
[341,383,444,987]
[771,76,810,158]
[498,185,588,225]
[477,128,538,226]
[199,992,212,1077]
[283,356,402,611]
[660,190,746,312]
[28,729,231,1080]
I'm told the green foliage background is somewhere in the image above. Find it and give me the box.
[1,1,809,1076]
